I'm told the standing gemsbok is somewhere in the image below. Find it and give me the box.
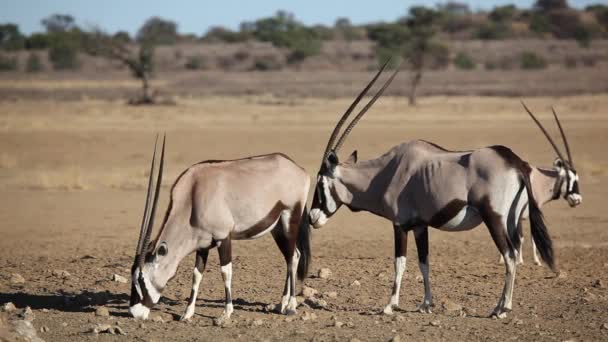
[498,103,582,265]
[308,61,556,318]
[129,135,311,325]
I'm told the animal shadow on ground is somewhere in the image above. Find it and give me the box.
[0,290,129,314]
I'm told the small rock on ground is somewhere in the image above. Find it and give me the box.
[430,320,440,327]
[318,268,332,279]
[10,273,25,285]
[390,335,401,342]
[52,270,71,278]
[601,322,608,330]
[592,279,604,288]
[95,306,110,317]
[2,302,16,312]
[12,320,44,342]
[350,280,361,287]
[301,312,317,321]
[19,306,35,321]
[40,326,49,333]
[302,286,318,298]
[323,291,338,299]
[305,297,327,309]
[251,319,264,327]
[112,274,128,284]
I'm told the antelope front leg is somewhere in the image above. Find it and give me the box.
[180,248,209,321]
[214,238,234,326]
[383,225,408,315]
[414,227,433,313]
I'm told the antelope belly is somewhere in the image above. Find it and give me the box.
[437,206,482,232]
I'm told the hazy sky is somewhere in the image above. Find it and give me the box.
[1,0,602,35]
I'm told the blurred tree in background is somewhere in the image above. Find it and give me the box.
[85,31,156,104]
[0,24,25,50]
[136,17,178,45]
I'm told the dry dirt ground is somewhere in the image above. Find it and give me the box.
[0,94,607,341]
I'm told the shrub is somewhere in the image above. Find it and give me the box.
[484,60,497,70]
[26,52,43,72]
[252,55,282,71]
[520,51,547,69]
[25,33,50,49]
[49,41,79,70]
[0,54,18,71]
[233,50,250,62]
[563,56,577,68]
[453,52,475,70]
[184,55,206,70]
[489,5,518,22]
[529,13,551,34]
[204,26,250,43]
[475,22,510,39]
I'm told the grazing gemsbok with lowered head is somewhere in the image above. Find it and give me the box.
[129,135,311,325]
[309,62,555,318]
[499,103,582,265]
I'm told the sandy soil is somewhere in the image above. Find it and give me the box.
[0,94,607,341]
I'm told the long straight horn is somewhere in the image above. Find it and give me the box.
[551,107,574,167]
[138,134,166,269]
[333,60,402,153]
[322,58,393,162]
[521,101,567,163]
[136,134,159,258]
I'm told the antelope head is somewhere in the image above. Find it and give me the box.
[310,59,401,228]
[522,102,581,207]
[129,134,168,320]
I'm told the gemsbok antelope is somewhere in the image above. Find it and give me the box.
[499,103,582,265]
[308,61,555,318]
[129,135,312,325]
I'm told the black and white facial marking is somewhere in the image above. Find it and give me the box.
[553,159,582,207]
[310,151,342,228]
[128,242,169,320]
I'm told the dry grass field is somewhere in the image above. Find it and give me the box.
[0,92,607,341]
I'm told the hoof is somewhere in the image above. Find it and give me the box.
[417,303,433,314]
[179,315,192,322]
[490,309,509,319]
[383,305,395,315]
[285,309,297,316]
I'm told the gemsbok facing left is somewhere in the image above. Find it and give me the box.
[499,103,582,265]
[129,135,311,325]
[309,61,558,319]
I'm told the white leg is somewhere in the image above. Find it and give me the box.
[180,267,203,321]
[517,237,524,265]
[215,262,234,324]
[286,248,300,314]
[493,253,516,318]
[531,239,541,266]
[383,256,406,315]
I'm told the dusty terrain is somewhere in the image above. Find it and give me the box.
[0,93,607,341]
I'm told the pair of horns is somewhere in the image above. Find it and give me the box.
[136,134,166,269]
[322,58,402,163]
[521,101,574,167]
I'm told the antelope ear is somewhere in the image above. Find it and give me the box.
[346,150,358,164]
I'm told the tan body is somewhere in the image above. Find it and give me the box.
[130,150,312,324]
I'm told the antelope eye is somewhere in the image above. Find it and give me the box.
[157,243,168,257]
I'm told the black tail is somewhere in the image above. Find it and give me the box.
[520,165,555,270]
[296,206,311,281]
